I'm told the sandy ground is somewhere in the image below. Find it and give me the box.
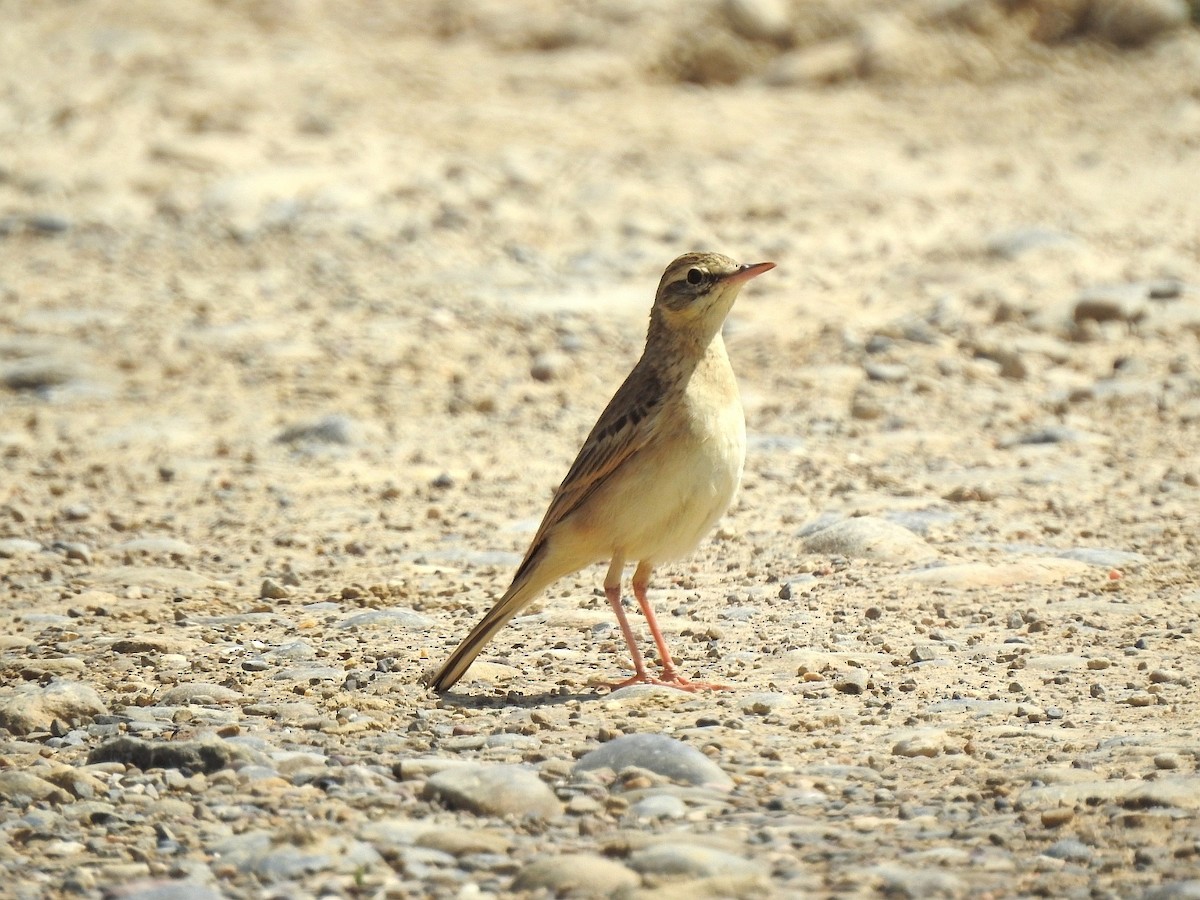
[2,1,1200,897]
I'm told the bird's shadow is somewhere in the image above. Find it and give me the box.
[431,687,602,709]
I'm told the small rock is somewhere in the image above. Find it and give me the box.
[724,0,792,42]
[627,842,768,878]
[0,681,109,735]
[891,729,948,758]
[101,881,224,900]
[113,537,197,558]
[414,827,513,856]
[986,226,1080,260]
[863,360,909,383]
[62,503,92,521]
[627,793,688,820]
[1073,283,1148,325]
[1088,0,1189,46]
[159,683,243,705]
[275,414,357,446]
[0,771,73,804]
[423,764,561,818]
[1144,881,1200,900]
[530,351,569,382]
[1057,547,1148,569]
[338,608,434,629]
[1041,807,1075,827]
[1043,838,1092,862]
[513,853,640,897]
[835,670,869,694]
[88,735,259,773]
[764,39,860,86]
[573,733,732,790]
[802,517,933,563]
[0,537,42,558]
[260,578,292,600]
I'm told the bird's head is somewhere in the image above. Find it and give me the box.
[652,252,775,343]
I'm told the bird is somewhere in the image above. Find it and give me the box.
[422,251,775,693]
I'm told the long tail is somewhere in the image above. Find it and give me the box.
[422,545,566,692]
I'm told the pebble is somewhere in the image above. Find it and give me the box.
[627,792,688,820]
[0,680,109,735]
[512,853,640,896]
[0,537,42,558]
[259,578,292,599]
[1145,882,1200,900]
[87,735,260,773]
[530,351,569,382]
[338,608,434,629]
[211,831,382,881]
[863,360,909,383]
[414,827,513,856]
[573,734,733,790]
[102,882,224,900]
[899,558,1091,588]
[113,537,196,558]
[891,729,949,758]
[724,0,792,42]
[423,764,562,818]
[274,414,358,445]
[0,771,73,803]
[1056,547,1148,569]
[801,516,934,563]
[626,841,768,878]
[1043,838,1092,862]
[986,226,1080,260]
[1088,0,1189,46]
[1073,283,1149,325]
[158,683,243,705]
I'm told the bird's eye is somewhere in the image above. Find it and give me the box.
[686,268,704,285]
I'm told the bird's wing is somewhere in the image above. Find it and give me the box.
[510,365,666,584]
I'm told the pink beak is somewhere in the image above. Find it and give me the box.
[721,261,776,284]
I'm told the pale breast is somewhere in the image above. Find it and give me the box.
[575,357,746,566]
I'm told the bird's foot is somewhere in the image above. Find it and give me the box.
[601,670,732,692]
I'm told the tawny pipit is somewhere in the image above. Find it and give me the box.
[423,252,774,692]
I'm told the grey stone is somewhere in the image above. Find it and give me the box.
[1123,777,1200,810]
[275,414,357,445]
[0,537,42,558]
[801,516,933,562]
[1145,881,1200,900]
[1089,0,1189,46]
[627,842,767,878]
[513,852,640,896]
[1057,547,1149,569]
[87,735,259,773]
[113,537,196,558]
[158,683,243,705]
[1073,283,1148,325]
[103,880,224,900]
[863,360,909,383]
[986,226,1080,260]
[413,827,513,856]
[338,608,434,629]
[725,0,792,42]
[1043,838,1092,861]
[627,792,688,820]
[0,770,73,803]
[211,831,381,881]
[0,680,109,735]
[573,733,733,790]
[530,351,569,382]
[423,764,561,818]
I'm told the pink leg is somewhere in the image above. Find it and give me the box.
[609,562,731,692]
[603,564,653,685]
